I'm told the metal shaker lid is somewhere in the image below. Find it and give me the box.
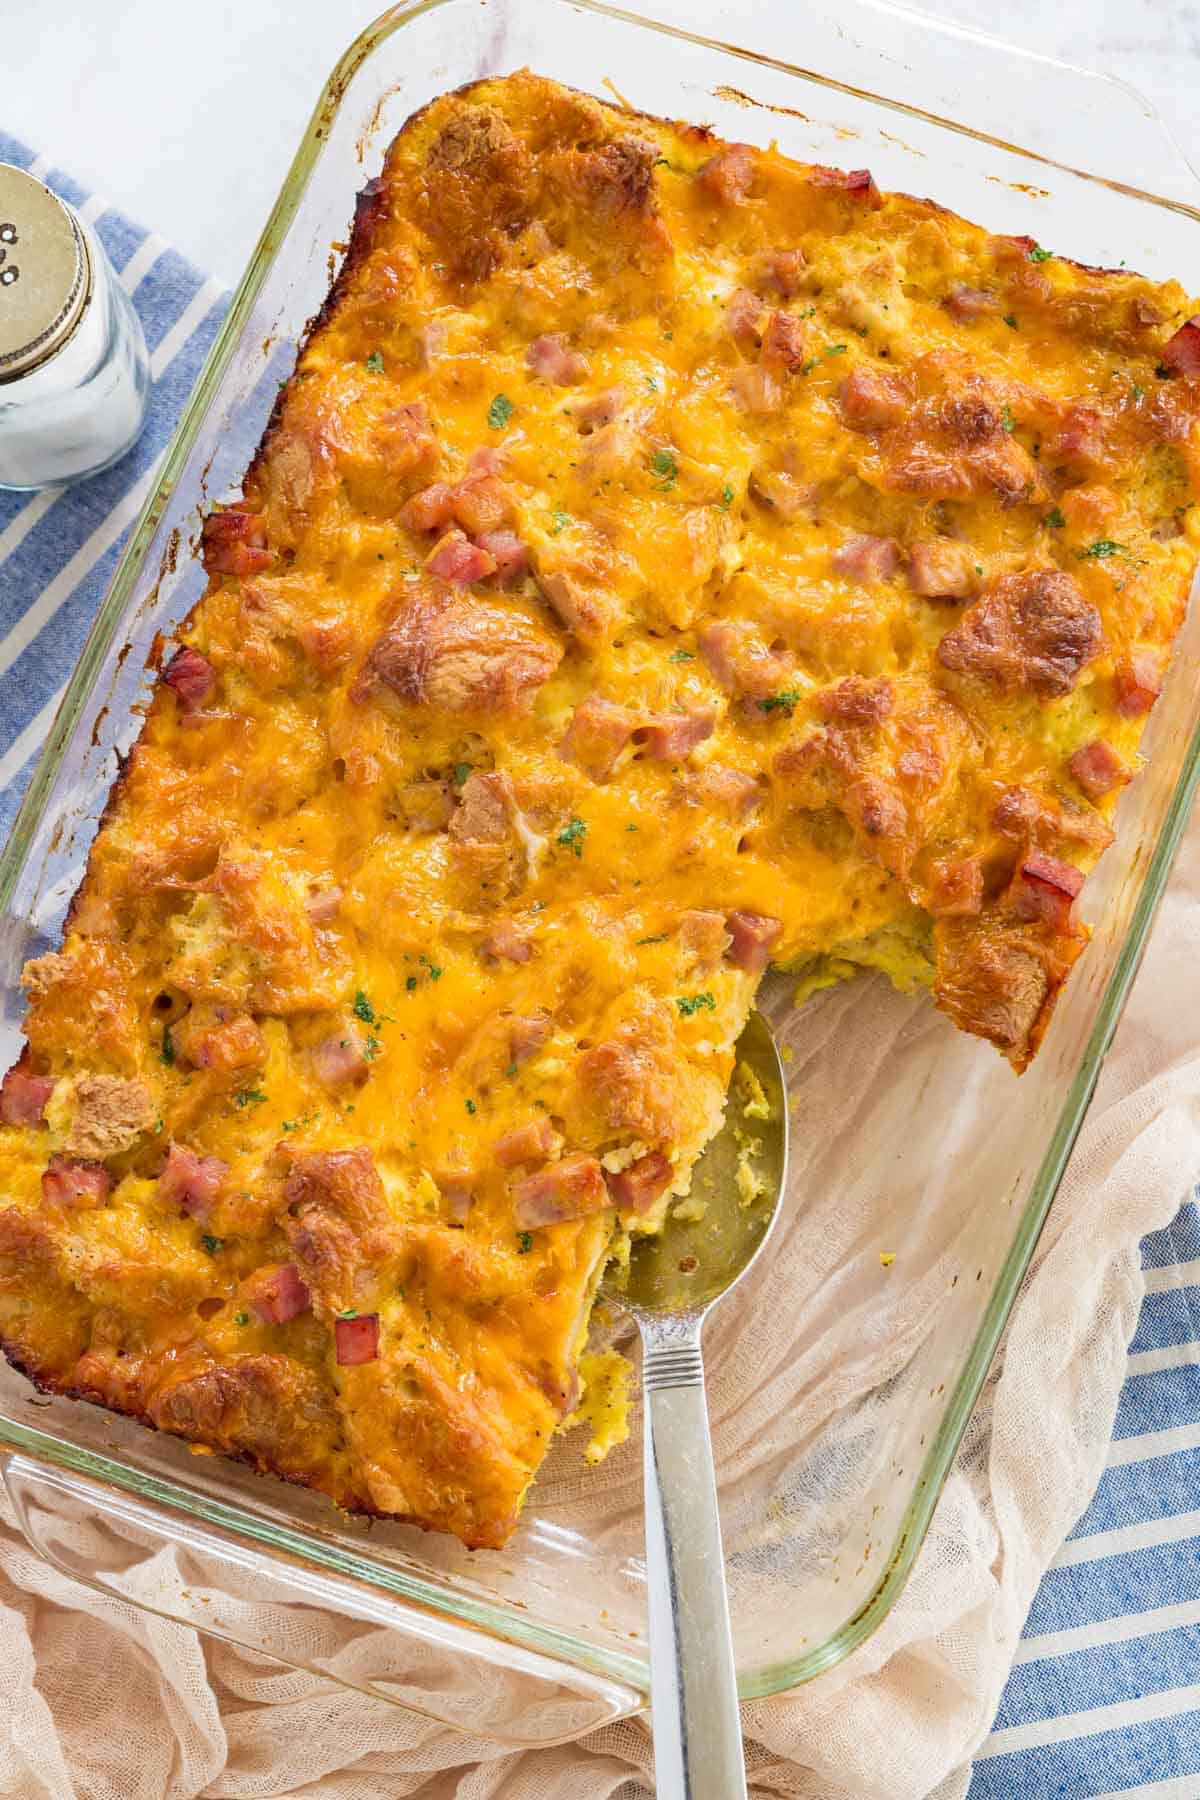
[0,164,91,383]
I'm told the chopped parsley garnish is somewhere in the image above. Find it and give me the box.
[465,1098,477,1115]
[1044,507,1066,529]
[1076,538,1123,560]
[718,484,734,511]
[646,375,660,393]
[505,1062,519,1078]
[160,1024,174,1067]
[418,953,443,981]
[488,392,514,429]
[234,1088,267,1109]
[406,975,418,992]
[364,1034,382,1061]
[677,992,717,1017]
[452,762,472,786]
[650,447,678,490]
[337,1308,359,1319]
[1003,314,1018,330]
[516,1231,534,1254]
[1028,244,1052,263]
[353,990,380,1026]
[1156,363,1174,380]
[557,817,587,856]
[626,822,638,832]
[549,507,569,535]
[1000,404,1016,433]
[638,933,669,945]
[797,306,817,320]
[234,1311,249,1326]
[824,342,848,356]
[670,648,694,662]
[199,1234,224,1256]
[758,688,800,717]
[1132,382,1145,402]
[281,1110,318,1133]
[365,350,385,374]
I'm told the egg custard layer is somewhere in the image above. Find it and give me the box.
[1,73,1199,1548]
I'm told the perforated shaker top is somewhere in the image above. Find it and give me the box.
[0,163,90,382]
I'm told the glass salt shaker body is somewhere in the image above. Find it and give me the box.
[0,163,150,491]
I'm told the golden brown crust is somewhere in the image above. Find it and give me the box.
[1,70,1197,1544]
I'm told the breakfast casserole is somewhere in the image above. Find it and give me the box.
[1,72,1198,1550]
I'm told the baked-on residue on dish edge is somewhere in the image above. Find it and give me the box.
[1,72,1198,1547]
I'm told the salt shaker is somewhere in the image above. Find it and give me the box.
[0,163,150,490]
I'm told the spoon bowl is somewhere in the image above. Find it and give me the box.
[605,1008,789,1319]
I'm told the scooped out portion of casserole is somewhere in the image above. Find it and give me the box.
[0,72,1197,1548]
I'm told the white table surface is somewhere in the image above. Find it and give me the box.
[5,0,1199,284]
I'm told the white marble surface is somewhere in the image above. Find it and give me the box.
[4,0,1199,283]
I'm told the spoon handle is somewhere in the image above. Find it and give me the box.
[641,1318,748,1800]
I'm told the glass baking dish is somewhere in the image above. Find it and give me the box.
[1,0,1198,1743]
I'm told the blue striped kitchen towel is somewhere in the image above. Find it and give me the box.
[3,135,1200,1800]
[0,132,227,843]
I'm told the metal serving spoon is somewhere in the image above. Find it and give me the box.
[602,1008,789,1800]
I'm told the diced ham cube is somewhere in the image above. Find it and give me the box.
[475,530,528,582]
[697,144,755,204]
[306,884,343,924]
[927,857,984,917]
[944,285,997,321]
[509,1013,551,1066]
[452,473,514,536]
[560,693,636,782]
[0,1069,54,1127]
[727,287,766,346]
[729,364,782,415]
[749,247,807,297]
[605,1149,674,1214]
[832,533,901,583]
[426,529,498,584]
[164,646,216,713]
[1069,738,1129,801]
[574,387,626,434]
[311,1030,371,1089]
[244,1261,311,1325]
[633,710,716,760]
[172,1006,264,1074]
[809,165,881,206]
[1011,853,1084,933]
[907,538,979,600]
[1048,405,1106,465]
[42,1155,110,1210]
[724,910,783,973]
[480,919,532,963]
[837,367,908,432]
[334,1312,380,1366]
[1114,652,1162,717]
[467,445,503,476]
[158,1143,230,1222]
[526,333,590,386]
[495,1117,561,1168]
[762,310,806,372]
[1161,317,1200,376]
[511,1153,609,1228]
[402,481,456,532]
[201,509,272,578]
[698,620,787,700]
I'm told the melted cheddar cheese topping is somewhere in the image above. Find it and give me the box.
[1,73,1198,1548]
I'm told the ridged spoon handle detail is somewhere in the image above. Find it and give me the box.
[640,1318,748,1800]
